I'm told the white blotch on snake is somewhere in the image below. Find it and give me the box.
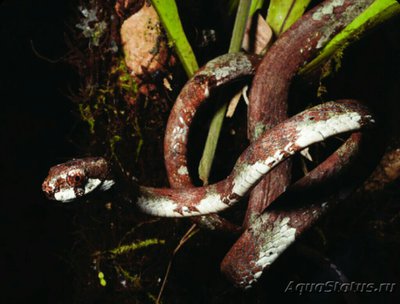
[177,166,189,175]
[232,161,271,197]
[172,125,187,141]
[100,179,115,191]
[54,188,76,202]
[55,178,114,202]
[242,217,296,288]
[312,0,345,21]
[196,193,227,214]
[84,178,102,194]
[137,194,178,217]
[204,85,210,98]
[295,112,362,148]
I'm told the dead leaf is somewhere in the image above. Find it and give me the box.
[242,13,273,54]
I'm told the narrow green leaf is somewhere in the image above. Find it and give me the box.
[229,0,253,52]
[230,0,265,15]
[267,0,311,36]
[250,0,265,17]
[228,0,240,14]
[151,0,198,77]
[300,0,400,76]
[198,103,228,184]
[198,0,253,184]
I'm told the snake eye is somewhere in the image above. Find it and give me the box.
[67,171,86,187]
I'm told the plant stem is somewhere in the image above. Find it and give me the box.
[198,0,253,184]
[229,0,253,52]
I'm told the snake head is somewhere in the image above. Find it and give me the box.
[42,157,115,202]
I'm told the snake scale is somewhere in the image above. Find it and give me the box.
[42,0,377,289]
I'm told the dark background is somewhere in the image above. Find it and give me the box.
[1,0,77,302]
[1,0,400,303]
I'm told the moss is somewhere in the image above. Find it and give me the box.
[134,119,144,162]
[78,103,96,134]
[77,56,144,165]
[110,134,122,160]
[116,265,143,289]
[316,44,347,98]
[108,238,165,256]
[112,57,138,97]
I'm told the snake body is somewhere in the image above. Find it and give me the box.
[220,0,375,288]
[164,52,260,233]
[42,0,378,290]
[245,0,374,227]
[42,100,373,215]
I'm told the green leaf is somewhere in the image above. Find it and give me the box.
[229,0,265,15]
[198,102,228,184]
[300,0,400,76]
[229,0,253,52]
[250,0,265,16]
[228,0,240,14]
[151,0,198,77]
[266,0,311,36]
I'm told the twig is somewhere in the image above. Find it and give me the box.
[156,224,199,303]
[30,40,64,63]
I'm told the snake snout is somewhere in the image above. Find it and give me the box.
[42,178,56,200]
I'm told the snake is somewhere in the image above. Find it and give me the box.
[42,0,377,290]
[220,0,376,288]
[42,100,373,213]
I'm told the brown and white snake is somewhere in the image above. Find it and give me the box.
[42,0,378,289]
